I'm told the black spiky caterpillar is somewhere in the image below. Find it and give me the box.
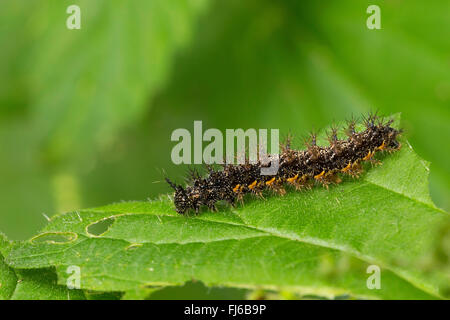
[166,113,402,214]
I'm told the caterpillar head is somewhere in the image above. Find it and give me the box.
[166,178,196,214]
[380,120,402,150]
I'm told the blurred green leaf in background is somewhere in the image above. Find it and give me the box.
[0,0,449,298]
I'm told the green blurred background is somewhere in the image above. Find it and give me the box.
[1,0,449,245]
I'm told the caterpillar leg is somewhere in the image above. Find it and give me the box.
[314,171,341,189]
[341,161,363,178]
[265,177,286,196]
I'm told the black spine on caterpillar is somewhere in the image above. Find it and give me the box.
[166,114,402,214]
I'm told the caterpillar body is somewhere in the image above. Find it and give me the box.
[166,114,401,214]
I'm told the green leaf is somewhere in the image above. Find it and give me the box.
[5,115,450,299]
[0,233,17,300]
[9,268,85,300]
[1,233,85,300]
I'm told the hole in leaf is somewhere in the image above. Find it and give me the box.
[86,217,115,237]
[31,232,77,244]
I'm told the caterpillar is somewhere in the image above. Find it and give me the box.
[166,113,402,214]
